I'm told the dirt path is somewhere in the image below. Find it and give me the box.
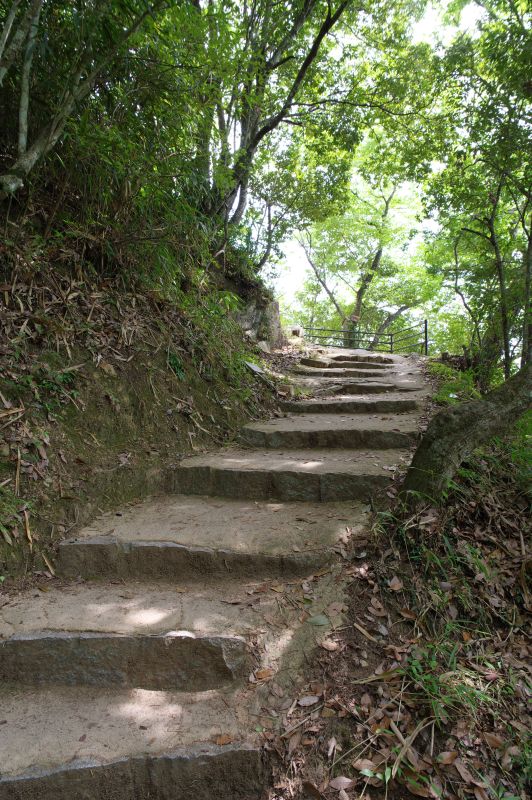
[0,349,427,799]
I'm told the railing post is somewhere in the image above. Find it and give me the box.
[424,319,428,355]
[390,333,394,353]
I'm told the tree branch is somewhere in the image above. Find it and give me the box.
[369,305,409,350]
[300,234,347,324]
[252,0,352,149]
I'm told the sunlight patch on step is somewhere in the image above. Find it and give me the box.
[126,607,172,626]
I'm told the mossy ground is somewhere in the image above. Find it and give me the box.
[0,268,276,581]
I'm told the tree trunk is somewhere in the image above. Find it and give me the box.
[521,223,532,367]
[0,0,42,87]
[488,217,511,379]
[350,188,394,322]
[353,246,382,319]
[475,321,503,392]
[301,237,347,325]
[17,0,42,157]
[401,364,531,502]
[368,304,409,350]
[0,0,22,63]
[0,1,164,199]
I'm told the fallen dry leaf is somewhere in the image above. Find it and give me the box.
[436,750,458,765]
[483,732,504,749]
[454,758,477,785]
[213,733,233,746]
[329,776,355,790]
[288,729,302,755]
[298,695,321,707]
[302,780,323,799]
[255,667,274,681]
[389,575,404,591]
[353,758,376,772]
[320,638,339,651]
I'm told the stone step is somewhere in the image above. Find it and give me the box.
[0,686,264,800]
[294,366,393,378]
[0,582,261,689]
[300,357,390,370]
[297,379,398,394]
[326,380,423,395]
[327,351,395,363]
[58,495,368,580]
[280,396,418,414]
[173,448,408,501]
[240,413,418,449]
[322,361,393,370]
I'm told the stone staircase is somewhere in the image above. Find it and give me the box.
[0,349,426,799]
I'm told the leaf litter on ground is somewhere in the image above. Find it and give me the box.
[267,396,530,800]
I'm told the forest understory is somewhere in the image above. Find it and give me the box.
[267,365,531,800]
[0,260,277,580]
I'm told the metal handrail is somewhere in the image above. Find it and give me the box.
[300,326,391,336]
[303,319,428,355]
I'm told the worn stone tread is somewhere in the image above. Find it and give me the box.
[327,380,424,394]
[299,357,390,370]
[292,377,424,394]
[241,412,418,449]
[326,350,396,363]
[0,744,265,800]
[280,396,419,413]
[58,495,368,579]
[0,581,276,688]
[0,686,263,799]
[173,448,410,501]
[294,366,396,378]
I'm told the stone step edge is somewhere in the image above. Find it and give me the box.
[279,399,418,412]
[299,359,390,369]
[58,536,333,579]
[0,743,266,800]
[0,630,249,690]
[239,428,416,450]
[174,464,393,502]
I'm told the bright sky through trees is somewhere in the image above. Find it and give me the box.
[271,1,487,309]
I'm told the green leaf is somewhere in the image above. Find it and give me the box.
[308,614,329,626]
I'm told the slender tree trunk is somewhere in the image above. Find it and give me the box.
[230,171,250,226]
[488,218,511,379]
[301,237,347,325]
[401,364,531,502]
[0,0,22,62]
[521,225,532,367]
[351,188,393,322]
[353,247,382,319]
[454,236,482,350]
[17,0,42,157]
[0,1,164,199]
[0,0,42,86]
[369,304,409,350]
